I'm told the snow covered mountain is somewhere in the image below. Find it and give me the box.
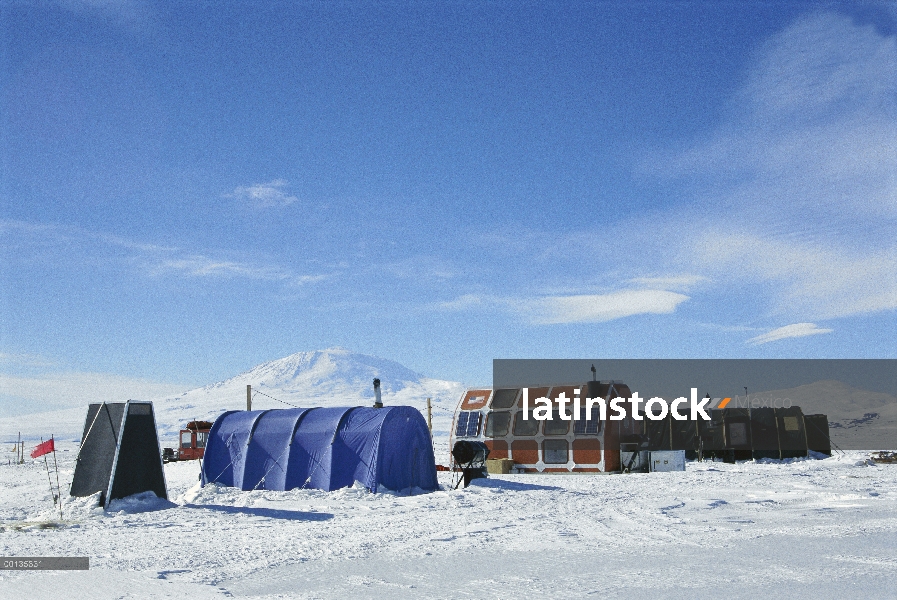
[153,348,463,446]
[0,348,466,458]
[190,347,433,411]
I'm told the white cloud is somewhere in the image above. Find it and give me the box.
[747,323,834,345]
[437,294,485,311]
[152,256,282,279]
[150,255,330,286]
[694,232,897,320]
[743,13,897,128]
[2,220,329,287]
[379,256,458,280]
[288,274,330,286]
[435,289,690,324]
[694,322,763,334]
[652,14,897,219]
[228,179,299,208]
[522,290,690,325]
[625,275,708,291]
[632,13,897,325]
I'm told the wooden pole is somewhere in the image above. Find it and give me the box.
[427,398,432,434]
[247,384,252,411]
[52,435,63,520]
[40,437,58,517]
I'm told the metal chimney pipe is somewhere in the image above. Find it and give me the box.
[373,378,383,408]
[587,364,601,401]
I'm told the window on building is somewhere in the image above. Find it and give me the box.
[782,416,800,431]
[180,431,193,449]
[543,439,568,464]
[491,388,518,409]
[727,422,748,446]
[455,411,482,437]
[543,411,569,435]
[196,431,208,448]
[513,411,539,436]
[621,415,644,436]
[485,412,511,437]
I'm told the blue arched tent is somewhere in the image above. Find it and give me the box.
[201,406,438,493]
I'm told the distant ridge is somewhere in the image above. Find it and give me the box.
[746,379,896,449]
[747,379,897,422]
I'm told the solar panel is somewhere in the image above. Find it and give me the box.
[455,411,482,437]
[455,412,469,436]
[573,407,603,435]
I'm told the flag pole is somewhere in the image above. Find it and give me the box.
[51,435,63,520]
[40,437,58,518]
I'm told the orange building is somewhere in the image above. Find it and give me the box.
[450,382,645,473]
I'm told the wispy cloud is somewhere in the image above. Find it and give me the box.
[747,323,834,345]
[694,322,763,334]
[522,290,690,325]
[2,220,329,287]
[652,15,897,215]
[227,179,299,208]
[151,255,280,279]
[150,256,330,286]
[694,233,897,320]
[438,289,690,325]
[378,256,458,281]
[632,13,897,325]
[437,294,485,311]
[743,13,897,130]
[522,14,897,343]
[625,275,707,291]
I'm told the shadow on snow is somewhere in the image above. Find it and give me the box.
[466,478,564,492]
[185,503,334,521]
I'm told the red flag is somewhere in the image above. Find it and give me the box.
[31,438,54,459]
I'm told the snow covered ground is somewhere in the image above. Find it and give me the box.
[2,444,896,599]
[3,350,895,597]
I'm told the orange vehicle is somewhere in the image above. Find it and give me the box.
[163,421,212,462]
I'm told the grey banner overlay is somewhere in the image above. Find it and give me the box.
[1,557,90,570]
[494,359,897,450]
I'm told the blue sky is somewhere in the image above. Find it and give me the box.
[1,1,896,414]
